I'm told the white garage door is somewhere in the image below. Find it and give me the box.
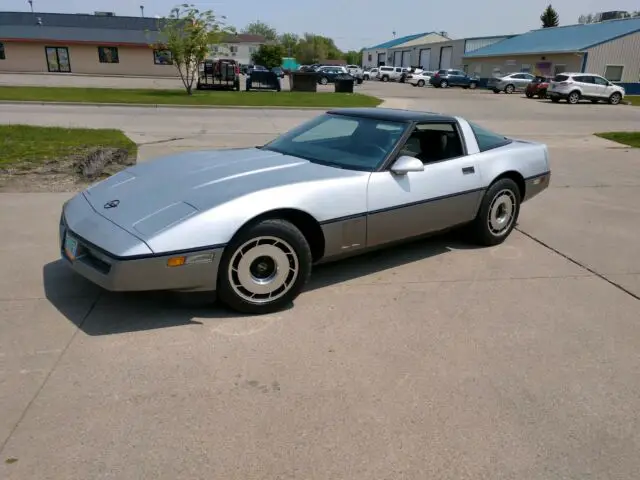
[419,48,431,70]
[439,46,453,69]
[401,50,411,68]
[393,51,402,67]
[377,52,385,65]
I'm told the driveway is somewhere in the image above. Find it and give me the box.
[1,88,640,479]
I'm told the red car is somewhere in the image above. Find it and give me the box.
[525,76,552,99]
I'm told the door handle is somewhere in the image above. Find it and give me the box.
[462,166,475,175]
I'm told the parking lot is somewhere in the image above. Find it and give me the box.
[1,83,640,479]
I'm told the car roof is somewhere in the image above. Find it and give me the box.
[327,108,456,123]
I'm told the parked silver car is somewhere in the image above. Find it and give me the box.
[547,72,625,104]
[488,73,536,94]
[59,108,550,314]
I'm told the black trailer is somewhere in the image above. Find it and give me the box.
[196,59,240,91]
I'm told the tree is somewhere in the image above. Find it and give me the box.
[251,44,285,69]
[343,50,362,65]
[278,33,299,57]
[242,20,277,42]
[540,4,560,28]
[153,3,234,95]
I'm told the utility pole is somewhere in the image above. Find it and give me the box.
[28,0,34,13]
[140,5,144,17]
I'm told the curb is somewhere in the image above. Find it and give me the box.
[0,100,351,110]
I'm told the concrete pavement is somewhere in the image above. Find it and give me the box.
[1,85,640,479]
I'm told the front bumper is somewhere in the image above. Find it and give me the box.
[59,208,224,293]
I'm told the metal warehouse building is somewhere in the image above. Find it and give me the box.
[387,35,512,71]
[463,17,640,93]
[361,32,450,68]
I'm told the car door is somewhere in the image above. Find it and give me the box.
[574,75,597,98]
[366,122,484,247]
[592,75,610,98]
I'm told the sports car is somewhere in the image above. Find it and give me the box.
[59,108,551,314]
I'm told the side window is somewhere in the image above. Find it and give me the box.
[402,123,464,164]
[593,76,609,86]
[293,116,359,143]
[469,122,511,152]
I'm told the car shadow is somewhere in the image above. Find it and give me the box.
[43,230,478,336]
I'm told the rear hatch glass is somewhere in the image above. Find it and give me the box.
[554,74,569,82]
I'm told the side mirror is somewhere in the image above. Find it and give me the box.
[390,155,424,175]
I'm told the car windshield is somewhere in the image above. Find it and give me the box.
[263,113,408,171]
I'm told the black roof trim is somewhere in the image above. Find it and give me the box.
[327,107,456,123]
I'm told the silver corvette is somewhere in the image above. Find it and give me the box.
[59,108,550,313]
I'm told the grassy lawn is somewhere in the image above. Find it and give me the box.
[0,86,382,108]
[595,131,640,148]
[0,125,137,168]
[626,95,640,106]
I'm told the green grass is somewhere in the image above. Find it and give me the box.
[626,95,640,106]
[0,125,137,168]
[595,131,640,148]
[0,86,382,108]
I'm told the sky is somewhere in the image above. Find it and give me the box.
[4,0,639,50]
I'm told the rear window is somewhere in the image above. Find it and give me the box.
[469,122,511,152]
[554,74,569,82]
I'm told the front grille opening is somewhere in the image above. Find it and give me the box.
[80,251,112,275]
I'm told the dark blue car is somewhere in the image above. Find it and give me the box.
[429,69,479,89]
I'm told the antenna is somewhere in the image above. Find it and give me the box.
[27,0,34,13]
[140,5,144,17]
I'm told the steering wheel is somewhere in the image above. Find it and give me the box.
[359,143,387,156]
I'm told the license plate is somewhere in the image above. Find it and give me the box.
[64,234,78,260]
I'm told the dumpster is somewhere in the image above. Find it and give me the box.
[334,75,355,93]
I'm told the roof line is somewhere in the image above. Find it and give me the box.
[581,27,640,50]
[463,50,583,58]
[0,37,152,47]
[524,16,640,33]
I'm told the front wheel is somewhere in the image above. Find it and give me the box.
[568,91,580,104]
[609,92,622,105]
[469,81,477,89]
[525,91,533,98]
[469,178,521,246]
[217,219,312,314]
[382,76,389,82]
[440,80,448,88]
[319,77,328,85]
[504,84,515,94]
[417,79,425,87]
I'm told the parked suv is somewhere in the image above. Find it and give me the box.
[487,72,536,93]
[377,66,407,82]
[548,72,625,105]
[429,69,479,89]
[316,66,351,85]
[363,67,379,80]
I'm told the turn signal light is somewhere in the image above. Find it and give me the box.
[167,256,186,267]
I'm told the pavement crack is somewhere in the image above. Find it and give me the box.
[515,227,640,302]
[0,292,102,456]
[137,136,185,146]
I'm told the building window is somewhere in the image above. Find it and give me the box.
[153,49,173,65]
[521,64,531,73]
[229,45,238,53]
[553,64,566,75]
[98,46,119,64]
[0,42,5,60]
[249,46,257,54]
[368,53,372,61]
[45,46,71,73]
[604,65,624,82]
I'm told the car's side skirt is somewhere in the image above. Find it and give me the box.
[318,188,485,262]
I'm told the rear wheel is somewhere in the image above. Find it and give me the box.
[440,80,448,88]
[382,75,389,82]
[469,81,477,89]
[470,178,521,246]
[319,77,328,85]
[217,219,312,314]
[568,91,580,104]
[492,89,500,94]
[525,91,533,98]
[609,92,622,105]
[504,84,515,94]
[538,89,547,99]
[417,79,425,87]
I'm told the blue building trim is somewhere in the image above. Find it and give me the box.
[618,83,640,95]
[580,52,588,72]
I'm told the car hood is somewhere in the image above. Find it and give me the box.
[82,147,362,239]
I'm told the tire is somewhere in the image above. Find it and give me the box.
[538,89,547,99]
[217,219,312,314]
[609,92,622,105]
[440,80,448,88]
[417,79,425,87]
[567,90,580,104]
[469,178,521,246]
[504,84,515,94]
[469,82,477,89]
[382,75,389,82]
[492,89,500,94]
[525,91,533,98]
[319,77,328,85]
[551,97,560,103]
[363,75,369,81]
[411,83,417,87]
